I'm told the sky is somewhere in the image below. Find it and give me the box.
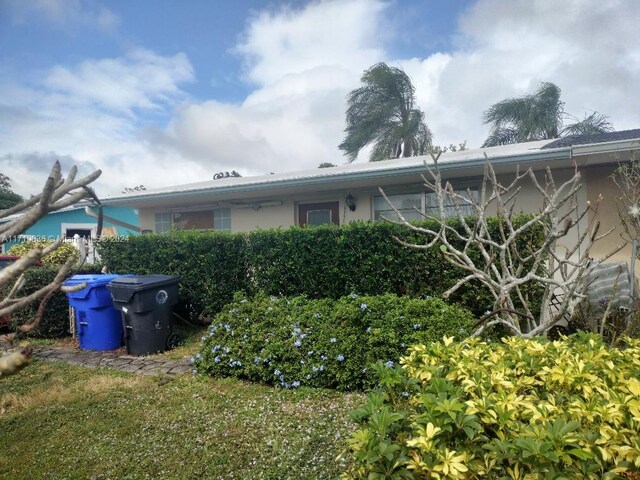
[1,0,639,198]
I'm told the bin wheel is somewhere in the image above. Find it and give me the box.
[166,332,182,350]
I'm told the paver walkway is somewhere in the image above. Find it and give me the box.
[31,346,192,376]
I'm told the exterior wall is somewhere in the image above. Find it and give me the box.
[2,206,139,251]
[140,192,376,233]
[584,164,637,269]
[496,167,588,258]
[232,200,296,232]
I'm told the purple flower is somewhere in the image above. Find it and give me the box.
[385,360,394,368]
[360,303,368,311]
[294,339,302,348]
[336,355,345,362]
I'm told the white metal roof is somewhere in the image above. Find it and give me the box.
[105,139,559,203]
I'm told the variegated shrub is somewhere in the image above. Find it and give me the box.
[343,333,640,479]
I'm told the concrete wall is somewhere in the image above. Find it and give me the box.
[139,192,375,232]
[584,164,637,269]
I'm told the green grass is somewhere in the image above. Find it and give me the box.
[1,361,364,479]
[150,322,207,360]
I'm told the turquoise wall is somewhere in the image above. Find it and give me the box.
[2,206,139,252]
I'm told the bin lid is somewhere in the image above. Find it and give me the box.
[64,274,131,300]
[107,274,181,293]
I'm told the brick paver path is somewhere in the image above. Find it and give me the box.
[32,346,192,376]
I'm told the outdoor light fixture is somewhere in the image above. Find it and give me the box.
[345,194,356,212]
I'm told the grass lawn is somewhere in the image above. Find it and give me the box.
[0,360,364,479]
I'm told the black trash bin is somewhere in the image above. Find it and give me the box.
[107,274,181,356]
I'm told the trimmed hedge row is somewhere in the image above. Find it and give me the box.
[97,217,543,318]
[9,265,101,338]
[192,292,476,391]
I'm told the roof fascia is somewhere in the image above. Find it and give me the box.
[103,148,572,205]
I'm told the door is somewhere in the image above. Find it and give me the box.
[298,201,339,226]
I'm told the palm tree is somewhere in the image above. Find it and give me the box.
[339,63,432,162]
[482,82,613,147]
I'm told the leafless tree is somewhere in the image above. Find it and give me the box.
[381,152,624,338]
[0,162,100,376]
[611,152,640,247]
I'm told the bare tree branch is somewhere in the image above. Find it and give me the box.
[0,161,101,369]
[382,152,622,337]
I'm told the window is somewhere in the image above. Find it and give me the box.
[155,213,171,233]
[425,189,478,218]
[298,202,339,226]
[374,189,478,221]
[173,211,213,230]
[374,193,423,222]
[155,208,231,233]
[213,208,231,232]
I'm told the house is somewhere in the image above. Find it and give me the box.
[1,204,140,258]
[103,130,640,266]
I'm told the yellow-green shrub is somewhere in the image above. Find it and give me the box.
[343,333,640,479]
[8,241,78,265]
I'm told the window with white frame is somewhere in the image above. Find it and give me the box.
[213,208,231,231]
[154,212,171,233]
[374,188,478,221]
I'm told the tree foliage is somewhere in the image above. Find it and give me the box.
[0,173,23,210]
[482,82,613,147]
[339,63,432,162]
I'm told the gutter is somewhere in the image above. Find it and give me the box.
[103,148,571,205]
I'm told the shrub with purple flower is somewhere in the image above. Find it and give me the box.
[194,291,474,391]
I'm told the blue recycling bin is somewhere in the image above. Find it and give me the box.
[64,274,127,351]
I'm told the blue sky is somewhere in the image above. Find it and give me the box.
[1,0,639,197]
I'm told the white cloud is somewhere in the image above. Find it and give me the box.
[0,48,199,197]
[44,48,194,114]
[160,0,640,174]
[235,0,385,86]
[154,0,388,175]
[403,0,640,146]
[2,0,640,199]
[1,0,120,31]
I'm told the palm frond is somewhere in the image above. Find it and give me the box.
[482,82,564,146]
[339,63,432,162]
[561,112,614,136]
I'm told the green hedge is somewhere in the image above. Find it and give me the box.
[97,216,543,318]
[192,292,476,391]
[97,231,247,318]
[9,265,102,338]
